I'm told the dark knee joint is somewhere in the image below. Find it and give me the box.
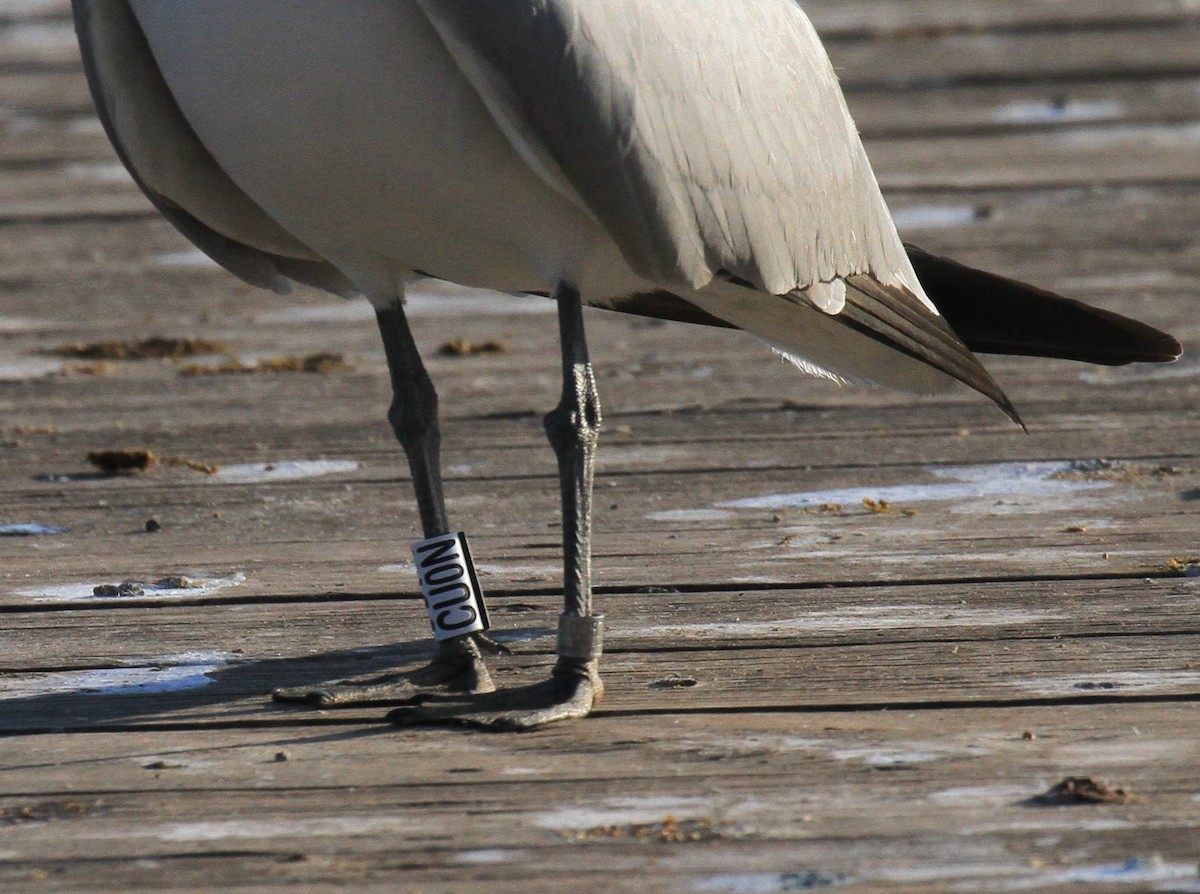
[543,402,599,454]
[387,376,439,447]
[544,368,600,450]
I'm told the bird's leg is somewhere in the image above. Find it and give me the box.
[273,299,498,707]
[389,281,603,730]
[535,279,605,718]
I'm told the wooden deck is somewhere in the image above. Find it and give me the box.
[2,1,1199,890]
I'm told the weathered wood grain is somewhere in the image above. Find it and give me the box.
[0,705,1197,893]
[2,0,1198,892]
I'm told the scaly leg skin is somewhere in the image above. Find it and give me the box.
[389,281,605,730]
[274,298,498,708]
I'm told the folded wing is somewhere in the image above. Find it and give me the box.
[416,0,1027,411]
[72,0,353,297]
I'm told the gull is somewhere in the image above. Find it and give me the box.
[73,1,1180,729]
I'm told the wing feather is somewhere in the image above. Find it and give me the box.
[72,0,354,297]
[415,0,922,301]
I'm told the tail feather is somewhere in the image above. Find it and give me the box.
[582,247,1178,431]
[840,275,1021,426]
[906,244,1182,365]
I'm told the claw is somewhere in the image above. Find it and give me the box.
[474,632,514,656]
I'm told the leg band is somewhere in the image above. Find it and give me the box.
[411,532,489,641]
[557,612,604,661]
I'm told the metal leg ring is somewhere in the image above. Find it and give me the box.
[557,612,604,661]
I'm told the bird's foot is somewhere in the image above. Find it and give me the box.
[272,633,500,707]
[387,658,602,731]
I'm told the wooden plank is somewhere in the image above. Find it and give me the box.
[0,0,69,26]
[3,0,1196,42]
[806,0,1200,33]
[7,73,1200,168]
[2,1,1200,73]
[1,2,1197,892]
[0,13,79,69]
[0,704,1196,893]
[2,442,1196,593]
[824,23,1200,89]
[3,575,1197,667]
[2,604,1199,731]
[8,125,1200,223]
[0,70,92,118]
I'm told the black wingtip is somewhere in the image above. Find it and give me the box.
[906,244,1182,366]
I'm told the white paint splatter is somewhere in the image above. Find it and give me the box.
[0,651,233,699]
[20,574,244,604]
[1017,671,1200,696]
[891,204,984,229]
[645,508,736,523]
[928,785,1034,806]
[475,561,560,578]
[454,849,526,865]
[533,796,720,830]
[869,863,1030,885]
[155,815,411,842]
[490,628,552,644]
[212,459,358,483]
[1002,857,1197,890]
[632,606,1066,639]
[0,316,65,333]
[692,871,851,893]
[0,523,65,536]
[993,98,1124,125]
[154,249,218,268]
[832,747,946,768]
[0,357,63,381]
[716,462,1110,511]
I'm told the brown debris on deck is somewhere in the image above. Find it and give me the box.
[177,351,350,376]
[1033,776,1139,806]
[1,1,1199,893]
[45,336,230,360]
[85,447,155,474]
[562,815,738,843]
[85,449,218,475]
[438,337,509,357]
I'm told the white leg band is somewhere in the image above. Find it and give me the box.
[411,532,489,641]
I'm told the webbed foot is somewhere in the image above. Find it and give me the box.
[387,658,602,730]
[272,633,500,707]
